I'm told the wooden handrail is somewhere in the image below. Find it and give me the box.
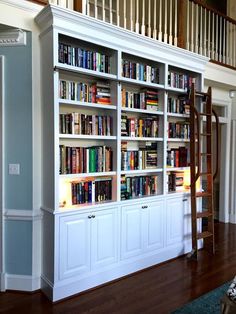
[27,0,47,5]
[189,0,236,26]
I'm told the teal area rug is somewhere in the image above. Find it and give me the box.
[172,282,230,313]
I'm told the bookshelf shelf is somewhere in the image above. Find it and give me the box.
[60,171,117,179]
[166,167,190,172]
[59,99,117,110]
[121,169,163,175]
[56,64,117,80]
[59,134,117,140]
[121,136,163,142]
[167,113,190,118]
[119,77,165,89]
[167,138,190,142]
[165,87,188,93]
[121,107,164,116]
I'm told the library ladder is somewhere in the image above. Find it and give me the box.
[188,83,219,259]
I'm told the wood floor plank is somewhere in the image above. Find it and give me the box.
[0,222,236,313]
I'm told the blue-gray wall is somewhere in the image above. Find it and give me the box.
[0,31,33,275]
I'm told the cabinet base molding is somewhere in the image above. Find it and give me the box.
[42,241,191,302]
[5,274,41,291]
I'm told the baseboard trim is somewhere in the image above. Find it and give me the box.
[6,274,41,291]
[229,213,236,224]
[42,241,192,302]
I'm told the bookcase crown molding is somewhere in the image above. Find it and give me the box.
[0,28,26,47]
[35,5,209,74]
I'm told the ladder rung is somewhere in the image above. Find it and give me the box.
[197,231,213,240]
[200,133,211,136]
[196,192,212,198]
[195,91,209,97]
[200,153,211,156]
[199,113,212,116]
[196,211,213,218]
[199,172,212,176]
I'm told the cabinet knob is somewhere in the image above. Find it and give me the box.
[88,215,92,219]
[183,199,188,202]
[142,205,148,209]
[92,215,95,218]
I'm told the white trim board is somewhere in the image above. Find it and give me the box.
[0,56,5,292]
[5,274,40,291]
[0,0,43,13]
[4,209,42,221]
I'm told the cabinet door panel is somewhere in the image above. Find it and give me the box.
[121,205,143,260]
[91,208,118,270]
[166,198,184,246]
[144,201,164,252]
[59,214,90,280]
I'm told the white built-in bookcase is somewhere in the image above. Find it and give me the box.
[36,5,208,302]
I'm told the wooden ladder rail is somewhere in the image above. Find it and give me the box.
[188,84,219,259]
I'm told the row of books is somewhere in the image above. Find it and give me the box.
[167,172,184,192]
[122,60,160,83]
[121,115,159,138]
[71,178,112,205]
[121,150,158,171]
[121,175,158,200]
[166,147,189,168]
[168,71,194,90]
[59,145,113,174]
[121,88,159,111]
[167,97,190,114]
[168,122,190,139]
[59,80,111,105]
[58,43,111,73]
[59,113,113,136]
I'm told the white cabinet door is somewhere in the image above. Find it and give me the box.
[91,208,118,270]
[59,213,91,280]
[166,197,185,246]
[121,204,143,260]
[143,200,164,252]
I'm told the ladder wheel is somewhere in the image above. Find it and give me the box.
[187,249,198,260]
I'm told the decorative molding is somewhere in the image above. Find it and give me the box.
[4,209,42,221]
[0,0,43,13]
[0,29,27,47]
[35,5,209,73]
[0,272,6,292]
[5,274,41,291]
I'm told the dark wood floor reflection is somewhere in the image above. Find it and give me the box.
[1,222,236,314]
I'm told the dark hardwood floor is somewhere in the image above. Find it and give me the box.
[1,222,236,314]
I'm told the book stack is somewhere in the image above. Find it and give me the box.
[59,113,113,136]
[71,178,112,205]
[166,147,188,167]
[145,90,159,111]
[58,43,111,73]
[121,115,159,138]
[168,121,190,139]
[122,60,159,83]
[59,145,113,174]
[168,172,184,192]
[121,175,158,200]
[95,82,111,105]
